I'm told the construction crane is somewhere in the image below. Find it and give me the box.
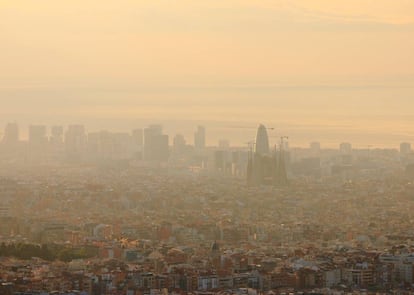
[244,141,256,152]
[280,136,289,148]
[271,136,288,152]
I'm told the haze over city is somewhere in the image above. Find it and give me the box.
[2,2,414,295]
[1,1,414,147]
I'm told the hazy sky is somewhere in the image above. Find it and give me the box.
[1,1,414,146]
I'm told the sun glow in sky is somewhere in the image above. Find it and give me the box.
[1,1,414,146]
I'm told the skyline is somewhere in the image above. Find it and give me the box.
[1,120,413,149]
[1,1,414,147]
[3,3,414,294]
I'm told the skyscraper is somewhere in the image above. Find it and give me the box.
[132,129,144,147]
[50,126,64,145]
[144,125,161,161]
[255,124,269,155]
[400,142,411,155]
[131,128,144,159]
[65,125,87,157]
[247,124,287,186]
[340,142,352,154]
[29,125,47,146]
[2,123,19,145]
[154,134,169,162]
[144,125,169,162]
[275,139,288,186]
[173,134,186,155]
[88,130,131,160]
[194,125,206,149]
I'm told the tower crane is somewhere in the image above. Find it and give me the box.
[280,136,289,149]
[244,141,256,150]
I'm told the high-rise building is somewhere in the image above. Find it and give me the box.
[29,125,47,146]
[111,132,131,159]
[65,125,87,156]
[173,134,186,155]
[255,124,269,155]
[275,141,288,186]
[50,125,64,145]
[131,129,144,159]
[400,142,411,155]
[2,123,19,145]
[152,134,169,162]
[144,125,161,161]
[230,151,248,177]
[214,150,229,173]
[88,130,131,160]
[194,125,206,149]
[87,131,100,155]
[247,124,287,186]
[143,125,169,162]
[310,142,321,155]
[132,129,144,147]
[338,142,353,165]
[340,142,352,154]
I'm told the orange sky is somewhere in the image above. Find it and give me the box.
[1,1,414,146]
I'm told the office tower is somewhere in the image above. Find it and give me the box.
[339,142,353,165]
[251,152,265,185]
[98,131,115,159]
[111,132,131,159]
[65,125,87,155]
[173,134,186,154]
[152,134,169,162]
[144,125,161,160]
[400,142,411,155]
[310,142,321,154]
[143,125,169,162]
[194,125,206,149]
[132,129,144,147]
[2,123,19,145]
[214,150,227,172]
[87,131,100,155]
[247,152,253,185]
[88,131,131,160]
[29,125,47,146]
[147,124,162,135]
[247,124,284,186]
[50,125,64,145]
[340,142,352,154]
[247,125,270,186]
[131,129,144,159]
[230,151,247,177]
[275,142,288,186]
[255,124,270,155]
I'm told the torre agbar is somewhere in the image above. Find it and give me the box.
[247,124,288,186]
